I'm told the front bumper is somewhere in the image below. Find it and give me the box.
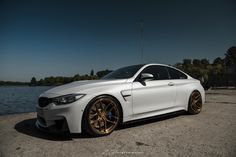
[36,115,69,133]
[36,99,86,133]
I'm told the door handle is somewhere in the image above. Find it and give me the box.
[168,82,174,86]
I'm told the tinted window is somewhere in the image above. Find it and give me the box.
[141,65,169,80]
[102,64,144,79]
[167,67,187,79]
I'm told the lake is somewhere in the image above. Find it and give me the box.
[0,86,52,115]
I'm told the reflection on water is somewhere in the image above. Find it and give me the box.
[0,86,52,115]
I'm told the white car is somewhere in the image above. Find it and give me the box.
[36,64,205,136]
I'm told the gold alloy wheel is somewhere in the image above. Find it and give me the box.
[190,91,202,113]
[88,98,120,134]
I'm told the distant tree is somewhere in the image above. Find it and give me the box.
[63,77,72,84]
[54,77,64,85]
[96,69,113,78]
[73,74,81,81]
[38,79,43,86]
[200,59,209,67]
[225,46,236,67]
[211,64,224,75]
[183,59,192,66]
[30,77,37,86]
[192,59,201,66]
[84,74,89,80]
[213,57,224,65]
[44,76,56,85]
[92,75,99,80]
[174,62,183,70]
[90,69,94,76]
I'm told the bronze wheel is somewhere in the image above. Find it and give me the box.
[83,96,121,136]
[188,91,202,114]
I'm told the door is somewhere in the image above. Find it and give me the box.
[166,67,189,107]
[132,65,176,115]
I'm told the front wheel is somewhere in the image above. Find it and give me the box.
[83,96,121,136]
[188,91,202,114]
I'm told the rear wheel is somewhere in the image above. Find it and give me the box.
[83,96,121,136]
[188,91,202,114]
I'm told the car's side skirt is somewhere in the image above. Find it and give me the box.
[127,106,186,122]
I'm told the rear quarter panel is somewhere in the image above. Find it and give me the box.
[174,79,205,110]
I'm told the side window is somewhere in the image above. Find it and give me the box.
[141,65,169,80]
[167,67,187,79]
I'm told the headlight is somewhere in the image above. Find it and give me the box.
[52,94,85,105]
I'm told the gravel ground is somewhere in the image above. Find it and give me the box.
[0,90,235,157]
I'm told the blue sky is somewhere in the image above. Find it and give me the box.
[1,0,236,81]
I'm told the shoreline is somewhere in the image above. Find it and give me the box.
[0,111,36,117]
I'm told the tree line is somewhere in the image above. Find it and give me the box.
[0,81,29,86]
[1,46,235,87]
[28,69,113,86]
[174,46,236,88]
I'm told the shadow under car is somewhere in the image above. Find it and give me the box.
[14,110,186,140]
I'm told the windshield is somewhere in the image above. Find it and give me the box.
[102,64,144,79]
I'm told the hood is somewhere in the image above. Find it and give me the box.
[43,79,127,97]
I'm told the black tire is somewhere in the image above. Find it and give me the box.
[82,95,121,137]
[188,91,202,115]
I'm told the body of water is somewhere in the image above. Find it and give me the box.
[0,86,52,115]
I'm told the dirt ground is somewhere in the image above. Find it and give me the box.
[0,90,235,157]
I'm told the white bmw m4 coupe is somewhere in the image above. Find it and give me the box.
[36,64,205,136]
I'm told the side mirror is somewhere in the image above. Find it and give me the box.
[140,73,154,81]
